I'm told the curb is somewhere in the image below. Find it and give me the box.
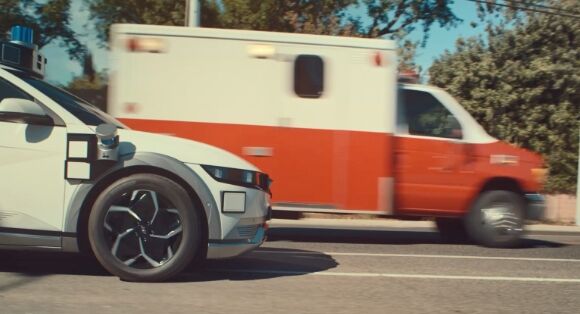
[270,218,580,234]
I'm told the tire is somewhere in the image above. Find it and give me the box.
[465,190,525,248]
[435,217,469,243]
[88,173,202,282]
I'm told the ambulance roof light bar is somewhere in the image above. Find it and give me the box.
[0,25,46,78]
[398,69,420,84]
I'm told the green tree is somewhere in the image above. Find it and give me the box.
[86,0,221,43]
[86,0,460,41]
[87,0,462,71]
[358,0,459,40]
[207,0,358,36]
[0,0,85,60]
[429,0,579,193]
[66,51,108,111]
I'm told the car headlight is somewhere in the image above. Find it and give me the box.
[201,165,272,193]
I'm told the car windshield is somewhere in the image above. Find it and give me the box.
[13,71,125,128]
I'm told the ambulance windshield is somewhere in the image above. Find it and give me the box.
[13,71,125,128]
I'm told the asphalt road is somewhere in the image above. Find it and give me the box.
[1,221,580,314]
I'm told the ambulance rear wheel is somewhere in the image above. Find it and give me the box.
[435,218,469,242]
[465,190,524,248]
[88,173,202,282]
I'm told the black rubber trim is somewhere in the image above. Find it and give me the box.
[208,239,252,245]
[0,227,76,238]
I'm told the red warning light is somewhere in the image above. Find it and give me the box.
[127,38,138,52]
[399,69,419,83]
[124,103,139,114]
[373,52,383,67]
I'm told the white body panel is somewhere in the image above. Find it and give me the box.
[0,123,66,230]
[109,24,398,134]
[116,129,256,170]
[0,65,270,256]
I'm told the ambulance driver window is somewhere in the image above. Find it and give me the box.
[401,89,462,139]
[294,55,324,98]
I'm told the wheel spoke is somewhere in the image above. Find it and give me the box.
[111,227,136,256]
[149,191,160,225]
[104,186,184,270]
[150,225,182,239]
[109,205,142,222]
[166,208,179,215]
[129,190,158,224]
[104,222,113,232]
[139,238,162,268]
[123,254,142,266]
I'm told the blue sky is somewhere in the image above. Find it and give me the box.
[41,0,486,85]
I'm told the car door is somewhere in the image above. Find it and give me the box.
[394,88,472,214]
[0,76,67,246]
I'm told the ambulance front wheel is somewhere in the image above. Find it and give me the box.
[88,173,202,282]
[465,190,524,248]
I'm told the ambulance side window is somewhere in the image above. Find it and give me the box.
[294,55,324,98]
[400,89,462,139]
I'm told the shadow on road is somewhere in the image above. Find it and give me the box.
[0,251,109,277]
[176,247,338,282]
[0,248,338,283]
[266,227,568,249]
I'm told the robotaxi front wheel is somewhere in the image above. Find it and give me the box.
[88,174,202,282]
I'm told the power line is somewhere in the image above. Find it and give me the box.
[466,0,580,19]
[506,0,580,15]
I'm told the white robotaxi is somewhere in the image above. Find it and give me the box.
[0,26,271,282]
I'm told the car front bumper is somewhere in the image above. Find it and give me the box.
[206,224,267,259]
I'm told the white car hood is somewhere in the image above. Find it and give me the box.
[116,129,257,171]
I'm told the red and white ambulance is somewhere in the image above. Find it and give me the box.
[109,24,546,247]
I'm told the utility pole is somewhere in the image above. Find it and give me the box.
[577,130,579,226]
[185,0,201,27]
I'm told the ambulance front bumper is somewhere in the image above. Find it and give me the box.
[525,193,545,221]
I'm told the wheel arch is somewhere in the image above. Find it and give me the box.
[466,176,527,217]
[477,177,525,196]
[64,153,219,256]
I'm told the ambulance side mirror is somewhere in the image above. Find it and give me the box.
[0,98,53,126]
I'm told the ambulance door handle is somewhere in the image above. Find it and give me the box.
[242,146,274,157]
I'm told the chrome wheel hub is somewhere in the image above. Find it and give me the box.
[104,190,183,269]
[481,204,522,236]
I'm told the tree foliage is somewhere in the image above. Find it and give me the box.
[0,0,85,60]
[205,0,358,36]
[66,53,107,111]
[429,0,579,193]
[358,0,459,40]
[86,0,460,41]
[86,0,190,44]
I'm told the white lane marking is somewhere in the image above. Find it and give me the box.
[210,269,580,283]
[253,250,580,263]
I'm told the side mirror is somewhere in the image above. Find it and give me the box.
[0,98,53,126]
